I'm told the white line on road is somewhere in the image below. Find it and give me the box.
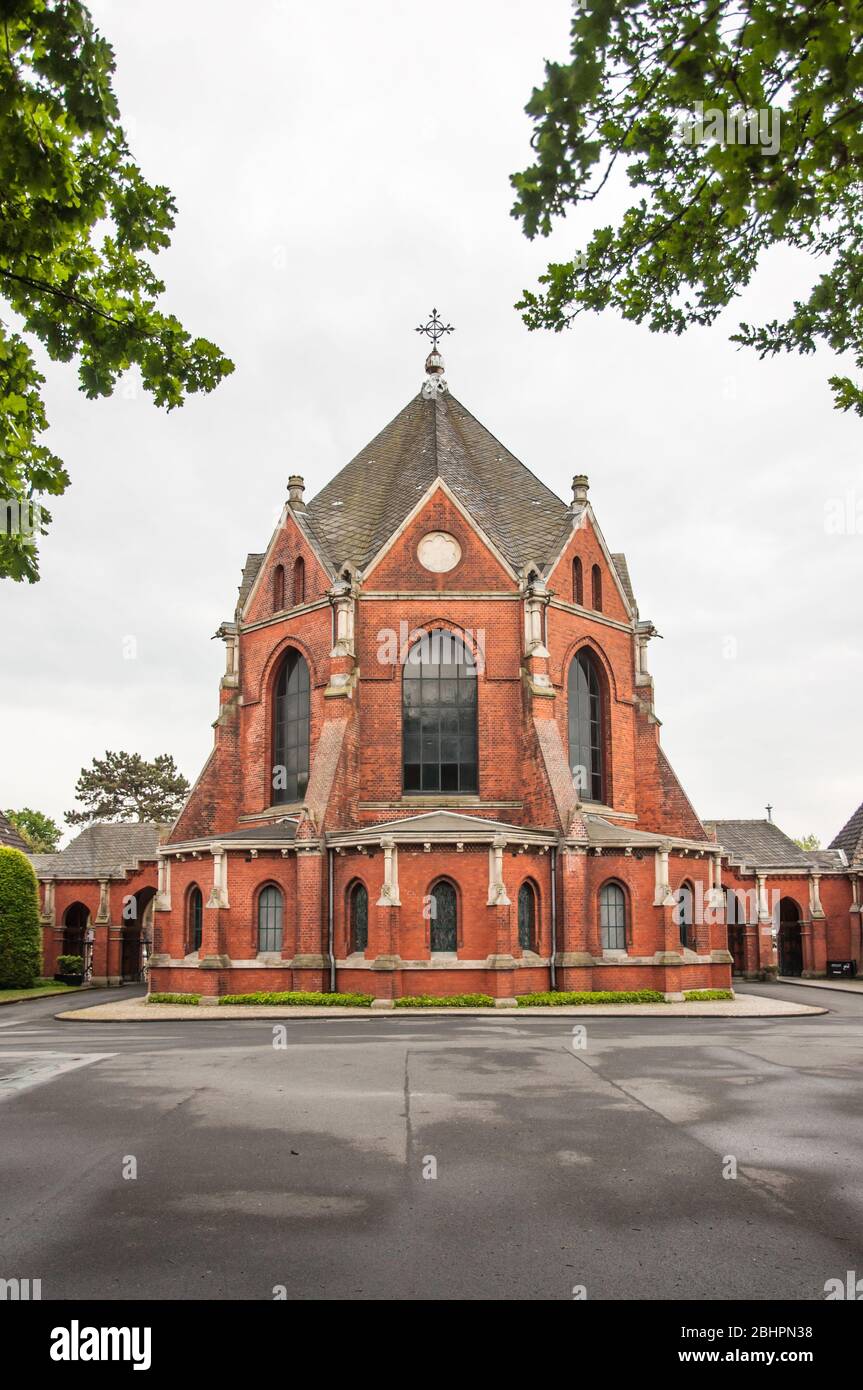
[0,1052,115,1099]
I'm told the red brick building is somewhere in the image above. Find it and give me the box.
[31,824,165,985]
[148,350,765,1002]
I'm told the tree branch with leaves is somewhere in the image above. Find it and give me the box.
[511,0,863,416]
[0,0,234,582]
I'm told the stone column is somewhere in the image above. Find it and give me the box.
[808,872,827,976]
[199,845,230,990]
[40,880,55,926]
[756,873,777,978]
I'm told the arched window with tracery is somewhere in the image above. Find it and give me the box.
[518,881,538,952]
[273,648,310,804]
[568,648,605,803]
[403,630,477,794]
[429,879,457,953]
[348,881,368,954]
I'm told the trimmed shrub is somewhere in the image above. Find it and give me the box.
[147,992,201,1005]
[218,991,374,1007]
[0,847,42,989]
[517,989,667,1006]
[57,954,84,976]
[683,989,734,1001]
[394,993,495,1008]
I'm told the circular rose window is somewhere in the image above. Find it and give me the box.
[417,531,461,573]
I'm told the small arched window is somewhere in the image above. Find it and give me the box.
[572,556,583,606]
[187,885,203,953]
[429,879,457,953]
[567,648,605,803]
[273,648,310,804]
[273,565,285,612]
[600,881,627,951]
[258,885,284,952]
[675,881,695,950]
[293,556,305,606]
[591,564,603,611]
[403,630,477,793]
[518,881,538,952]
[348,881,368,954]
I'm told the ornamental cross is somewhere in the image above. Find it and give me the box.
[415,307,454,349]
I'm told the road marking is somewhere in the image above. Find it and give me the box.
[0,1051,115,1099]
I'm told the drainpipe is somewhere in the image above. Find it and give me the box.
[550,846,557,990]
[327,847,335,991]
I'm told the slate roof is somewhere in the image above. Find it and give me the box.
[830,800,863,866]
[31,823,167,880]
[0,810,30,852]
[237,386,636,616]
[704,819,844,870]
[165,820,299,850]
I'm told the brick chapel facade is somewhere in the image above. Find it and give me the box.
[131,350,861,1000]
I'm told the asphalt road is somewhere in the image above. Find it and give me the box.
[1,981,862,1301]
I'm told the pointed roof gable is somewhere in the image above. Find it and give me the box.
[301,390,573,575]
[830,800,863,866]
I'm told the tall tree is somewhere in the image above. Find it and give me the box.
[511,0,863,416]
[5,806,61,851]
[0,0,234,583]
[66,751,189,825]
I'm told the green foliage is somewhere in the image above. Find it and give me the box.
[56,953,83,974]
[683,989,735,1000]
[0,846,42,987]
[517,990,667,1006]
[793,833,821,850]
[5,806,61,851]
[66,750,189,824]
[218,991,374,1007]
[147,992,200,1005]
[0,0,233,582]
[512,1,863,415]
[393,993,496,1008]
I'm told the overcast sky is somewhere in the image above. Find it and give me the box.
[2,0,860,848]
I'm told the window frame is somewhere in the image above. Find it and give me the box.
[599,879,628,952]
[257,883,285,954]
[518,880,539,953]
[402,629,478,796]
[567,647,606,804]
[347,879,369,955]
[272,647,311,805]
[187,884,203,954]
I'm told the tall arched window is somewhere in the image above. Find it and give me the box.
[600,881,627,951]
[273,648,310,804]
[348,881,368,954]
[675,880,695,950]
[572,556,583,606]
[568,648,605,803]
[187,885,203,953]
[273,564,285,611]
[429,879,457,952]
[591,564,603,611]
[403,630,477,793]
[258,885,284,952]
[293,556,305,606]
[518,881,538,952]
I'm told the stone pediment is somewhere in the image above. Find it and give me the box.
[328,811,555,845]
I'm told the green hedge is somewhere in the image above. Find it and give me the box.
[517,989,667,1006]
[218,991,374,1007]
[147,992,201,1005]
[0,847,42,989]
[394,993,496,1008]
[683,989,735,1001]
[57,954,84,975]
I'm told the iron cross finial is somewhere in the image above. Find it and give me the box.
[415,307,454,349]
